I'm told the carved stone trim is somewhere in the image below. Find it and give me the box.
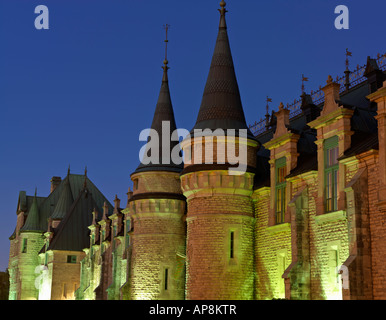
[314,210,347,225]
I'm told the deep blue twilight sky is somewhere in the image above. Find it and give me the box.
[0,0,385,271]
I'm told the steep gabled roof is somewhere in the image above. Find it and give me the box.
[11,172,113,246]
[46,186,97,252]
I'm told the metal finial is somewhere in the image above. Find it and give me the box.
[265,96,272,129]
[345,48,352,70]
[301,74,309,94]
[163,24,170,67]
[219,1,227,17]
[83,166,88,188]
[266,96,272,114]
[67,164,71,176]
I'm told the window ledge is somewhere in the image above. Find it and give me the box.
[314,210,347,225]
[267,222,291,234]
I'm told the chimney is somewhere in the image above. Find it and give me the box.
[321,75,341,116]
[113,195,121,214]
[126,187,133,208]
[50,176,61,193]
[273,102,290,138]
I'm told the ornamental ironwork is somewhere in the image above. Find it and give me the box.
[249,53,386,137]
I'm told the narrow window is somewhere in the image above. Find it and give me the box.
[328,249,339,285]
[90,233,95,256]
[134,179,139,190]
[277,251,287,298]
[125,219,131,248]
[230,231,235,259]
[275,157,287,224]
[164,268,169,291]
[63,283,67,299]
[44,242,48,265]
[67,255,77,263]
[324,136,339,213]
[21,238,28,253]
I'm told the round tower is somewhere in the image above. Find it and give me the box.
[180,1,259,300]
[18,190,45,300]
[128,33,186,300]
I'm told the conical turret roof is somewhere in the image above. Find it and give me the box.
[133,56,183,174]
[192,1,254,139]
[20,189,43,233]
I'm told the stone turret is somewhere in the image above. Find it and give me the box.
[180,1,259,300]
[18,190,45,300]
[128,35,186,300]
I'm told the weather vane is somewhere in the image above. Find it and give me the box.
[266,96,272,115]
[265,96,272,127]
[345,48,352,70]
[301,74,309,94]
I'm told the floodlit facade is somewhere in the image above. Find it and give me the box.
[8,1,386,300]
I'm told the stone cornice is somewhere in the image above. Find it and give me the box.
[251,186,270,200]
[186,213,254,222]
[266,222,291,234]
[314,210,347,225]
[367,83,386,103]
[286,170,318,183]
[181,170,255,199]
[263,132,300,151]
[128,197,185,217]
[308,107,354,130]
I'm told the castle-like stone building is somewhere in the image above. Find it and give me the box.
[8,2,386,300]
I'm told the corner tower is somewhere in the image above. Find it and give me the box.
[128,30,186,300]
[180,1,259,300]
[17,190,44,300]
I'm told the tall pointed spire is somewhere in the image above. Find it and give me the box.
[192,1,254,139]
[133,25,183,174]
[83,166,88,189]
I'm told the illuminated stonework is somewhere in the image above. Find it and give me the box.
[7,2,386,301]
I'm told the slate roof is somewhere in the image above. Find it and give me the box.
[46,186,98,251]
[339,131,379,160]
[50,176,74,220]
[191,2,255,140]
[20,192,44,233]
[133,61,183,174]
[253,66,385,187]
[10,173,113,253]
